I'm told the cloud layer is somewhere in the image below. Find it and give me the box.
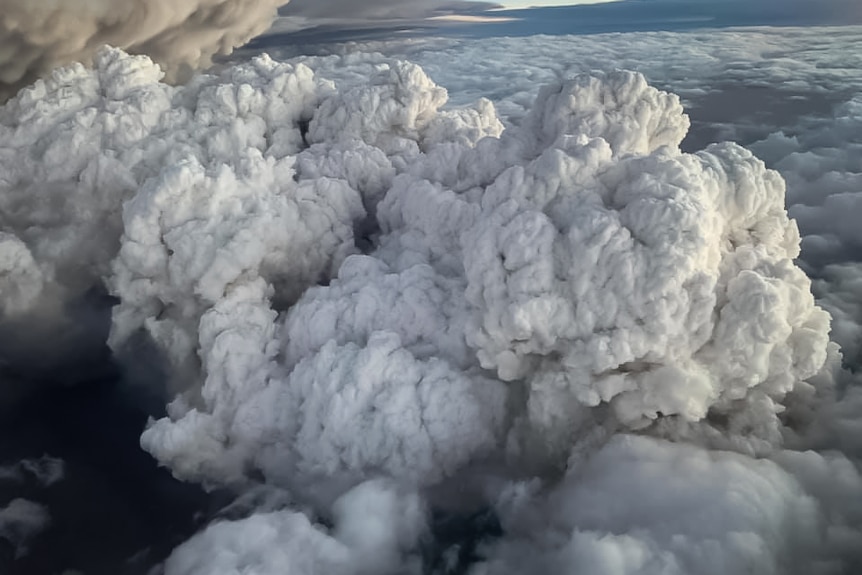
[280,0,497,20]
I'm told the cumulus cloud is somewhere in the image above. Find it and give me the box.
[0,232,45,317]
[102,59,831,490]
[163,479,426,575]
[478,435,861,575]
[2,26,862,574]
[286,25,862,373]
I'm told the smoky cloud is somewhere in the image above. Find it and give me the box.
[3,43,861,573]
[3,18,862,575]
[0,0,286,102]
[0,0,508,104]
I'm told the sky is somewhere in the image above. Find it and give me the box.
[502,0,619,7]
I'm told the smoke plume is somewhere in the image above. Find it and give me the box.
[0,0,286,102]
[1,38,861,573]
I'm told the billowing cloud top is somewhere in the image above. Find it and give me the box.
[0,39,862,574]
[2,23,862,575]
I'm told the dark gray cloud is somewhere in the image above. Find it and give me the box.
[0,0,285,102]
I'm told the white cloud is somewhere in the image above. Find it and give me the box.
[279,26,862,374]
[163,479,426,575]
[478,435,856,575]
[0,232,45,317]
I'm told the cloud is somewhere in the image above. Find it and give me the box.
[0,0,285,102]
[2,23,862,575]
[478,435,862,575]
[0,457,63,560]
[0,233,45,317]
[52,55,812,492]
[163,479,426,575]
[0,456,64,487]
[282,25,862,372]
[0,499,50,559]
[751,95,862,266]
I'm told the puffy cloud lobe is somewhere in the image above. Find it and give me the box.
[0,0,285,102]
[0,232,45,317]
[329,28,862,384]
[163,479,426,575]
[3,48,303,299]
[164,508,351,575]
[138,279,281,483]
[263,332,506,484]
[520,72,689,157]
[0,46,364,388]
[1,47,508,491]
[331,478,427,574]
[443,75,827,451]
[142,308,508,486]
[281,256,474,370]
[750,95,862,373]
[308,60,448,148]
[110,153,364,373]
[130,56,508,487]
[476,435,834,575]
[327,27,861,474]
